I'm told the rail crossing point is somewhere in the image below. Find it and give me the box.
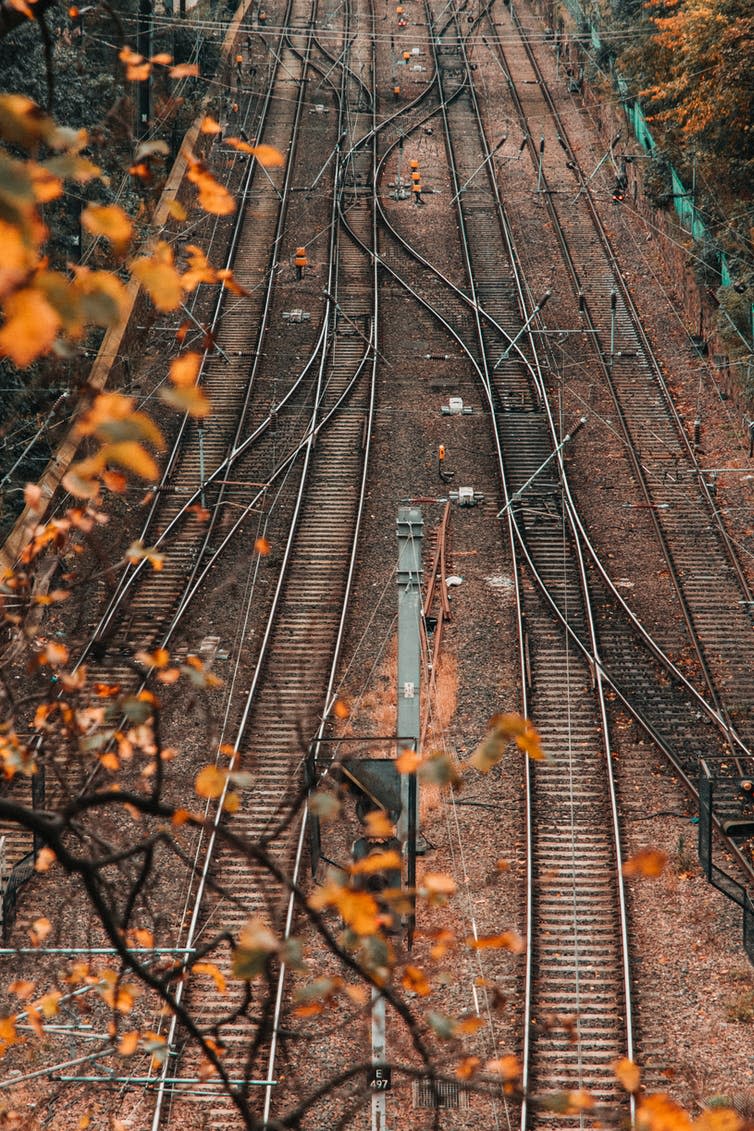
[497,418,586,518]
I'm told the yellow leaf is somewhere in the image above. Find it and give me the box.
[419,873,456,903]
[165,348,205,393]
[181,247,217,291]
[613,1057,641,1093]
[0,287,61,366]
[167,199,187,221]
[195,764,227,799]
[225,140,285,167]
[193,962,227,994]
[692,1110,743,1131]
[81,203,133,254]
[200,116,222,134]
[364,810,394,838]
[622,849,667,879]
[0,220,38,300]
[309,881,380,936]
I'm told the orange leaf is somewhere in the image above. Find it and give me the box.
[0,287,60,366]
[466,930,525,954]
[8,980,35,1000]
[193,962,227,994]
[118,1030,140,1055]
[187,158,235,216]
[401,965,430,995]
[396,747,420,774]
[169,351,202,387]
[350,850,401,876]
[200,115,222,134]
[103,441,159,480]
[613,1057,641,1093]
[485,1054,521,1082]
[364,810,394,838]
[622,849,667,879]
[195,764,227,799]
[169,62,200,78]
[81,204,133,255]
[130,243,183,311]
[333,699,350,719]
[255,536,270,555]
[29,917,52,946]
[160,384,211,418]
[34,847,56,872]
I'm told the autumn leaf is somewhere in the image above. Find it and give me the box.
[486,1054,521,1083]
[225,139,285,167]
[456,1056,480,1080]
[637,1094,692,1131]
[169,62,200,78]
[0,286,61,366]
[160,384,211,418]
[622,848,667,879]
[418,872,456,904]
[118,1030,140,1056]
[309,879,381,936]
[81,203,133,255]
[255,536,270,555]
[29,917,52,946]
[466,930,525,954]
[103,441,159,480]
[692,1110,743,1131]
[200,116,222,134]
[350,849,402,876]
[195,764,227,799]
[34,847,56,872]
[193,962,227,994]
[613,1057,641,1093]
[130,242,184,311]
[186,157,235,216]
[232,917,279,979]
[364,810,394,838]
[469,713,545,772]
[401,965,430,995]
[396,747,421,774]
[308,791,341,821]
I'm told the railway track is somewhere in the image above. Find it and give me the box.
[417,2,635,1120]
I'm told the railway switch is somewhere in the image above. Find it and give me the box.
[450,486,483,507]
[441,396,472,415]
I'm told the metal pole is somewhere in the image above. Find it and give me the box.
[371,989,387,1131]
[536,135,545,193]
[450,135,507,204]
[494,291,551,368]
[610,290,617,365]
[496,417,587,518]
[198,426,205,508]
[396,507,422,845]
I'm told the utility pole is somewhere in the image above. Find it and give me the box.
[136,0,152,139]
